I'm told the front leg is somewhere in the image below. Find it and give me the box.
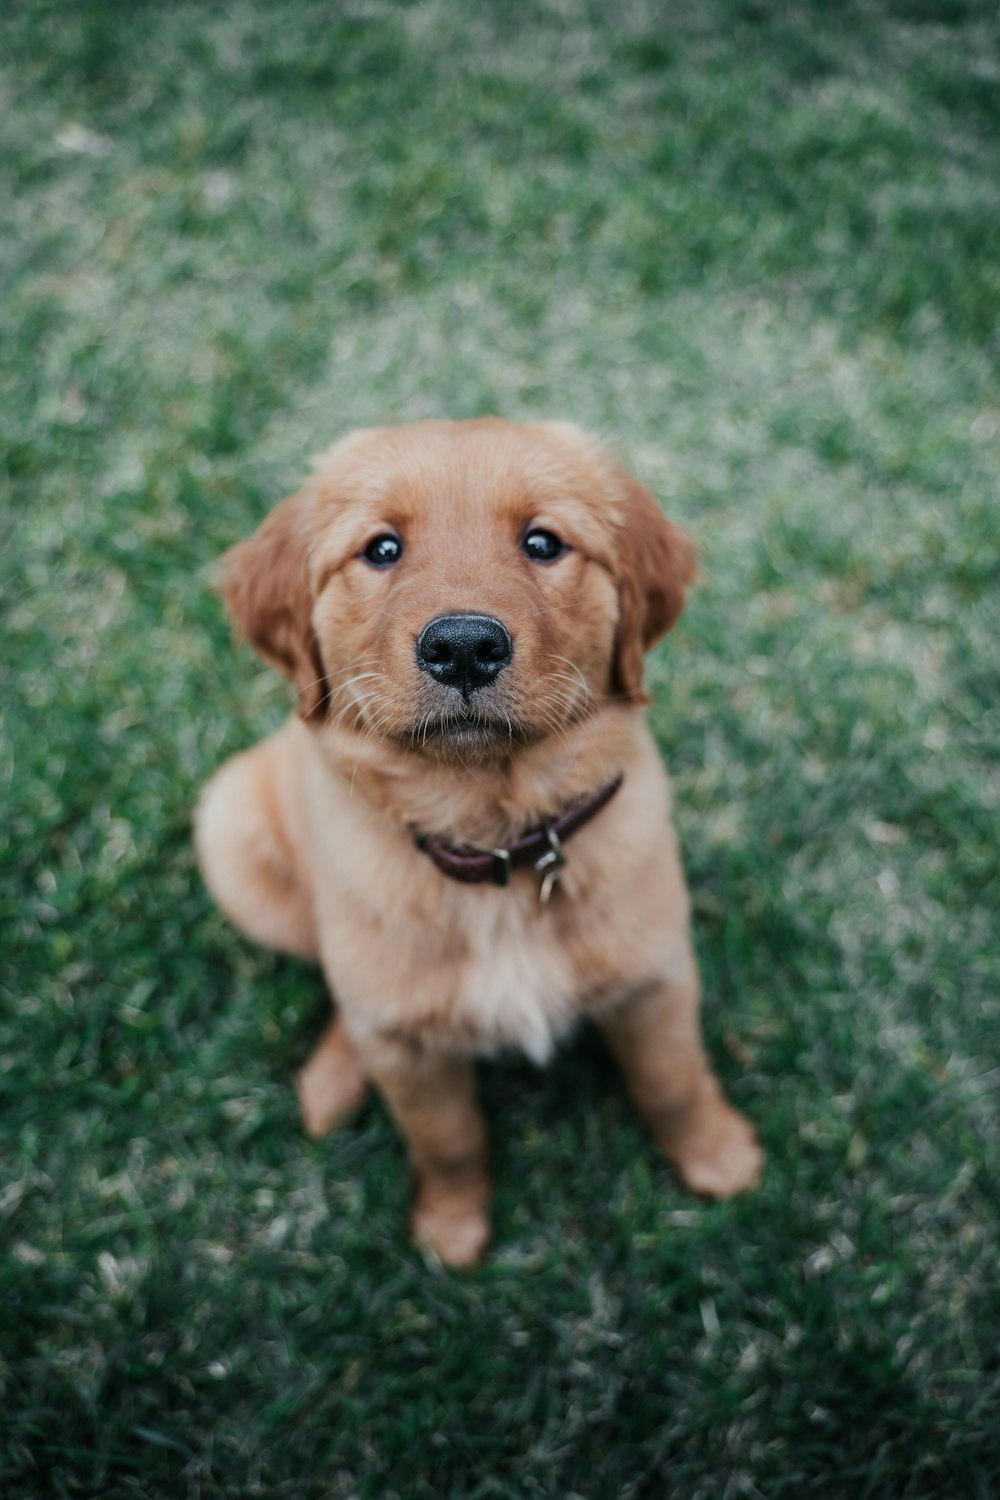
[600,951,763,1198]
[361,1036,491,1269]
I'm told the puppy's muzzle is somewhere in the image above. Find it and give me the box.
[415,613,513,701]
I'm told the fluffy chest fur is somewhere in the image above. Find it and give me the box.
[287,715,690,1062]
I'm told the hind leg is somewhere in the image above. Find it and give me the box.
[296,1015,368,1138]
[195,733,319,958]
[196,732,369,1130]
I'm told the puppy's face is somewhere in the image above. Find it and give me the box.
[223,420,695,762]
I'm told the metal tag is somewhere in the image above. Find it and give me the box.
[534,826,566,910]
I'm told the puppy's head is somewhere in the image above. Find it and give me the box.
[222,420,695,760]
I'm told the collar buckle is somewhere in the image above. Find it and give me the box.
[490,846,512,887]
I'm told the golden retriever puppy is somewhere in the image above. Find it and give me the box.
[196,419,763,1266]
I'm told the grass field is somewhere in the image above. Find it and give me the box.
[2,0,999,1495]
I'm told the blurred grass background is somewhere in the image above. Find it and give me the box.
[2,0,999,1495]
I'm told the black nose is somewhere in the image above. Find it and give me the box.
[415,613,513,698]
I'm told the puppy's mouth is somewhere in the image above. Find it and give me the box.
[394,708,532,756]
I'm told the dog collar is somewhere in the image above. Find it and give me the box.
[413,773,624,905]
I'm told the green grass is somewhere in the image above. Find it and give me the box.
[2,0,999,1494]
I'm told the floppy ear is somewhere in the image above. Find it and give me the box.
[612,470,698,703]
[221,489,329,722]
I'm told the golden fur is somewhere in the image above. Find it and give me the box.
[196,419,763,1265]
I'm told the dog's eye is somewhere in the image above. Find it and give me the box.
[363,533,403,568]
[522,528,565,563]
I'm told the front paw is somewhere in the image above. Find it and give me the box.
[412,1194,491,1269]
[663,1097,765,1199]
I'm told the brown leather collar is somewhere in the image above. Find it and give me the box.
[413,774,624,902]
